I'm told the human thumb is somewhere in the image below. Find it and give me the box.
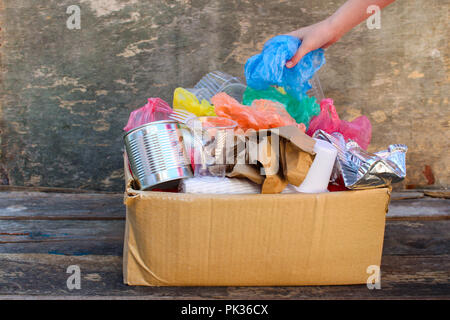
[286,45,310,68]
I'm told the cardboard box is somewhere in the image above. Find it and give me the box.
[123,158,390,286]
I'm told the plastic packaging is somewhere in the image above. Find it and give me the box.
[306,98,372,150]
[123,98,173,132]
[169,108,197,125]
[242,86,320,128]
[180,176,261,194]
[252,99,306,131]
[245,35,325,101]
[185,88,213,103]
[194,71,244,102]
[220,83,247,103]
[211,92,305,132]
[307,74,325,103]
[173,87,216,117]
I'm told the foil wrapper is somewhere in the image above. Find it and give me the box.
[313,130,407,189]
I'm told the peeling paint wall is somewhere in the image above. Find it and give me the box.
[0,0,448,191]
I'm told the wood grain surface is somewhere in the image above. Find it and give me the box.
[0,191,448,299]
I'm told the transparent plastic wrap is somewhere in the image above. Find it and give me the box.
[307,74,325,103]
[306,98,372,150]
[245,35,325,101]
[211,92,305,132]
[314,130,407,189]
[194,71,245,103]
[123,98,173,132]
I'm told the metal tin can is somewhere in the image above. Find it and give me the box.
[124,120,193,190]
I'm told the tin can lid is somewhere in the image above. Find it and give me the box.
[123,120,178,139]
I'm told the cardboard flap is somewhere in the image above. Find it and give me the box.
[276,126,316,155]
[246,125,316,155]
[123,153,142,203]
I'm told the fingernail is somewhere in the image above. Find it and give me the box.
[286,62,292,68]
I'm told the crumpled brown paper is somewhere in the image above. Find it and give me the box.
[227,126,316,194]
[227,163,265,185]
[258,135,288,194]
[283,138,315,186]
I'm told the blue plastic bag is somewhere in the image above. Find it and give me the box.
[245,35,325,100]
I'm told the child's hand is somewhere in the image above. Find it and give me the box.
[285,0,395,68]
[286,19,340,68]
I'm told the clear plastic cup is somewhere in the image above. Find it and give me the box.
[220,83,246,103]
[194,71,244,102]
[186,116,237,177]
[185,87,214,103]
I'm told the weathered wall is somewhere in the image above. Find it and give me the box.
[0,0,448,191]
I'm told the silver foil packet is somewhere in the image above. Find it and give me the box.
[313,130,407,189]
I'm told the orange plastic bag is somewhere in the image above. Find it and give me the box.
[211,92,305,132]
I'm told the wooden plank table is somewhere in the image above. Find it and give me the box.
[0,190,448,300]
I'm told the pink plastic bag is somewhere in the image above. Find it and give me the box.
[123,98,173,132]
[306,98,372,149]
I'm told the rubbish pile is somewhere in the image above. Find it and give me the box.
[123,35,407,194]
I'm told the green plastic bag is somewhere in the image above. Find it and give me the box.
[242,86,320,129]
